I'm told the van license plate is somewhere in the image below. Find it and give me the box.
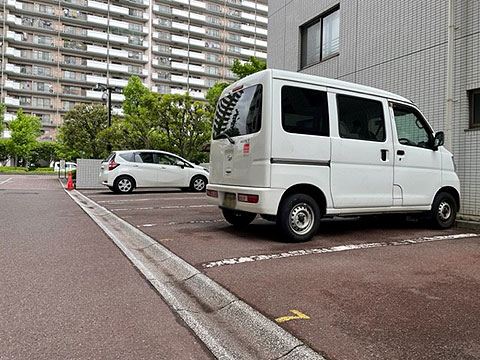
[223,193,236,209]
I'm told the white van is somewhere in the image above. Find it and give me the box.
[206,69,460,242]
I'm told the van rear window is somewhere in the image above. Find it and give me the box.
[213,85,262,139]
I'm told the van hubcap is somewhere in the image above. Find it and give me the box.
[289,203,314,235]
[118,179,132,192]
[438,201,452,221]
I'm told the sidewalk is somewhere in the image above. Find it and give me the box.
[0,175,212,360]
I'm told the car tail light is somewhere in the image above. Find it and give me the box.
[206,189,218,198]
[238,193,259,203]
[108,158,119,171]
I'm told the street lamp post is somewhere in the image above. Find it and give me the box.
[95,83,115,153]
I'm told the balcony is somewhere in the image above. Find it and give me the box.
[4,97,21,106]
[170,88,205,100]
[171,48,205,60]
[171,75,205,87]
[85,90,125,102]
[240,36,267,48]
[4,113,16,122]
[171,62,204,74]
[241,0,268,14]
[240,24,268,36]
[240,48,266,59]
[4,80,21,90]
[241,12,268,25]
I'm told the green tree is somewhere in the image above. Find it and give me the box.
[0,138,10,165]
[114,78,165,150]
[30,141,59,167]
[122,75,151,117]
[158,93,211,163]
[206,82,229,110]
[230,56,266,79]
[57,104,111,159]
[7,109,41,167]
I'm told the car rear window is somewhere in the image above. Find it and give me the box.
[118,152,135,162]
[213,84,262,139]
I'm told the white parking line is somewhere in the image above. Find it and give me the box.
[97,196,206,204]
[136,219,225,228]
[112,204,215,211]
[202,233,479,269]
[0,177,13,186]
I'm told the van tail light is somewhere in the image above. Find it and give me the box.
[108,158,119,171]
[238,193,259,203]
[206,189,218,198]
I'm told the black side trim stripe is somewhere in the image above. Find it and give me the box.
[270,158,331,167]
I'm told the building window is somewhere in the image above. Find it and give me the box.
[470,89,480,129]
[300,6,339,69]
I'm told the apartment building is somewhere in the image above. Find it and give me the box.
[0,0,268,137]
[267,0,479,216]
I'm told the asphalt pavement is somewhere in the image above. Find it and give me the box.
[0,175,212,360]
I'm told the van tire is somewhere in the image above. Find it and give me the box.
[190,175,207,192]
[113,176,135,194]
[277,193,320,242]
[222,209,256,226]
[430,192,457,229]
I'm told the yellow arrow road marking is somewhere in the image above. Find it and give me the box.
[275,309,310,323]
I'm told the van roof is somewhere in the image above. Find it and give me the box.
[231,69,412,104]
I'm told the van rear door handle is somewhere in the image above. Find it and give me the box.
[397,150,405,156]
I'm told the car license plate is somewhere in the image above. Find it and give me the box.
[223,193,236,209]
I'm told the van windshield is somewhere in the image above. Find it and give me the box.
[213,84,262,140]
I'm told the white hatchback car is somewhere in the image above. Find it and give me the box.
[99,150,209,194]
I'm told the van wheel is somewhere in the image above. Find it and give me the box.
[277,193,320,242]
[222,209,256,226]
[430,192,457,229]
[114,176,135,194]
[190,175,207,192]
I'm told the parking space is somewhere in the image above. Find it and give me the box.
[81,189,480,360]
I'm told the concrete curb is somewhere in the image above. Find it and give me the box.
[456,219,480,231]
[62,185,325,360]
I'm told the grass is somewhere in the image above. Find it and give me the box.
[0,166,55,174]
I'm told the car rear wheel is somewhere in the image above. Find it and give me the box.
[190,175,207,192]
[114,176,135,194]
[222,209,256,226]
[430,192,457,229]
[277,193,320,242]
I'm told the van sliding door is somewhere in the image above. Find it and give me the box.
[330,91,394,209]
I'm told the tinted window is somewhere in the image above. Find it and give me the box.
[393,104,433,148]
[118,152,135,162]
[156,153,178,165]
[213,84,262,139]
[337,95,386,142]
[282,86,329,136]
[135,152,155,163]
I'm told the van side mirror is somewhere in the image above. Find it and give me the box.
[433,131,444,150]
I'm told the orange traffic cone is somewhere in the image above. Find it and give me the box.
[67,172,74,190]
